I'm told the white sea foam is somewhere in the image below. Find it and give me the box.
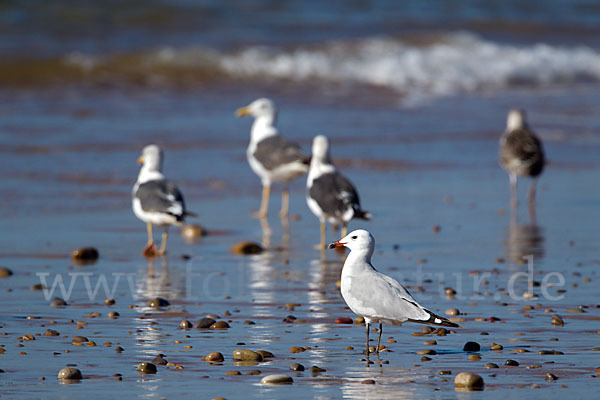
[219,32,600,99]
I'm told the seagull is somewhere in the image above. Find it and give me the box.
[307,135,370,249]
[236,98,309,218]
[329,230,458,360]
[132,145,194,257]
[499,109,545,208]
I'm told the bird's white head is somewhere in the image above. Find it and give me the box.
[329,229,374,255]
[138,144,163,173]
[506,108,527,131]
[236,98,277,121]
[311,134,332,163]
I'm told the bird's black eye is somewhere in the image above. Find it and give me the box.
[351,236,357,239]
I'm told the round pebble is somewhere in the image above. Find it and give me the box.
[290,362,304,371]
[210,321,230,329]
[181,224,207,240]
[546,373,558,381]
[57,367,82,380]
[233,349,263,362]
[256,350,274,359]
[229,241,264,255]
[261,374,293,385]
[485,363,499,369]
[195,318,216,329]
[71,247,99,265]
[206,352,225,362]
[108,311,119,319]
[0,267,13,278]
[104,299,116,306]
[180,320,193,329]
[147,297,169,307]
[463,341,480,352]
[454,372,484,390]
[505,359,519,366]
[44,329,60,336]
[446,308,460,316]
[72,336,88,343]
[137,362,157,374]
[289,346,306,353]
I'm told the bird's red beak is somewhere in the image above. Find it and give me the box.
[328,240,346,249]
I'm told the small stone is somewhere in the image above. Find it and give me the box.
[310,366,326,375]
[229,241,264,255]
[261,374,293,385]
[115,346,124,353]
[289,346,306,354]
[195,318,216,329]
[435,328,448,336]
[244,370,261,375]
[335,317,353,324]
[421,356,432,362]
[485,363,499,369]
[23,334,35,341]
[491,344,503,351]
[468,354,481,361]
[546,373,558,381]
[30,283,45,291]
[417,349,436,355]
[104,299,116,306]
[256,350,274,359]
[71,247,99,265]
[57,367,82,380]
[225,370,241,376]
[505,359,519,366]
[72,336,88,343]
[420,326,435,334]
[446,308,459,316]
[206,352,224,362]
[180,320,193,329]
[355,316,365,325]
[445,288,457,297]
[233,349,263,362]
[181,224,207,240]
[243,320,255,325]
[439,370,452,375]
[362,379,376,384]
[210,321,230,329]
[552,315,565,326]
[137,362,157,374]
[108,311,119,319]
[50,298,68,307]
[433,225,441,233]
[290,362,304,371]
[0,267,13,278]
[454,372,484,390]
[152,355,168,365]
[147,297,169,307]
[44,329,60,336]
[424,340,437,346]
[463,342,480,352]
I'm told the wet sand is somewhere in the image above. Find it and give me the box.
[1,83,599,398]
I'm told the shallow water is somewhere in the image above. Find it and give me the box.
[1,1,600,399]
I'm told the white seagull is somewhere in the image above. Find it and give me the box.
[499,109,545,208]
[329,230,458,358]
[307,135,370,249]
[236,98,309,218]
[132,145,194,257]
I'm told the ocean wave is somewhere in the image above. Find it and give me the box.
[4,32,600,100]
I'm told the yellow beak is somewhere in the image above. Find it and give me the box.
[137,156,144,164]
[236,106,251,117]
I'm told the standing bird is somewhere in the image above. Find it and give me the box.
[132,145,193,257]
[307,135,370,249]
[236,98,309,218]
[329,230,458,360]
[499,109,545,208]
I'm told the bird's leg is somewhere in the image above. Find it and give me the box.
[254,185,270,218]
[279,186,289,218]
[528,179,537,205]
[320,221,326,249]
[158,228,168,256]
[365,321,370,365]
[376,323,383,353]
[509,173,518,209]
[341,223,347,239]
[142,222,159,257]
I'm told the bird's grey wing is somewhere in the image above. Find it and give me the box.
[502,129,544,165]
[253,135,307,170]
[135,180,185,218]
[309,172,361,217]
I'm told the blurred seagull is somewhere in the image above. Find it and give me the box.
[236,98,309,218]
[329,230,458,360]
[307,135,370,249]
[132,145,194,257]
[499,109,545,208]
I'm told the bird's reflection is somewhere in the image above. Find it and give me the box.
[504,204,545,264]
[259,216,290,250]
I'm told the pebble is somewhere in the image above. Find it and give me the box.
[491,344,503,351]
[115,346,124,353]
[445,308,460,316]
[225,371,241,376]
[72,336,88,343]
[71,247,99,265]
[355,316,365,325]
[468,354,481,361]
[180,320,193,329]
[104,299,116,306]
[229,241,264,255]
[505,359,519,366]
[206,352,224,362]
[0,267,13,277]
[454,372,484,390]
[362,379,376,384]
[243,320,255,325]
[152,355,168,365]
[552,314,565,326]
[210,321,230,329]
[335,317,353,324]
[289,346,306,353]
[50,297,68,307]
[147,297,169,307]
[195,318,217,329]
[261,374,293,385]
[417,349,436,355]
[57,367,82,380]
[290,362,304,371]
[44,329,60,336]
[181,224,207,240]
[256,350,274,359]
[245,370,261,375]
[30,283,45,291]
[439,370,452,375]
[23,334,35,341]
[233,349,263,362]
[108,311,119,319]
[424,340,437,346]
[546,373,558,381]
[310,366,326,375]
[137,362,157,374]
[445,288,457,297]
[463,341,480,352]
[485,363,499,369]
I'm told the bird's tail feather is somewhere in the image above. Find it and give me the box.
[408,309,460,328]
[354,209,371,221]
[184,211,198,217]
